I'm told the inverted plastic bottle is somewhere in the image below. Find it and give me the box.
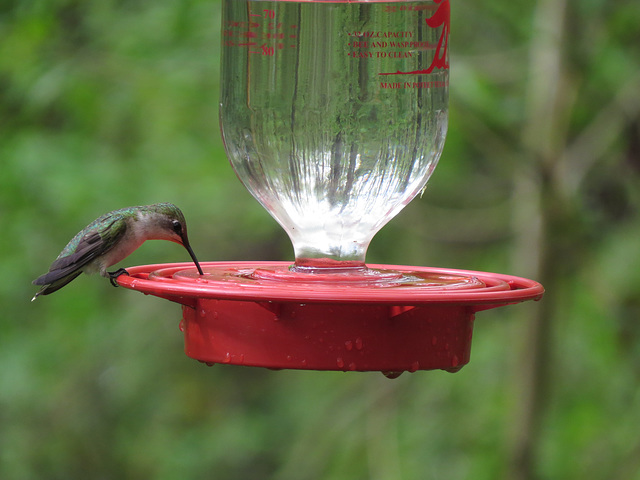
[220,0,450,273]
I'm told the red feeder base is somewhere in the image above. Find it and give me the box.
[117,262,543,374]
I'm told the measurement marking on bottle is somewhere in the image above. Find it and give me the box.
[225,7,297,56]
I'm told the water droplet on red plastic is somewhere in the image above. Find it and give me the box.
[382,371,403,379]
[355,337,364,350]
[301,359,307,367]
[451,355,459,368]
[336,357,345,368]
[205,362,215,367]
[345,340,353,351]
[178,319,185,332]
[348,362,357,371]
[409,361,420,372]
[286,355,293,361]
[431,336,438,346]
[223,352,231,364]
[199,309,206,318]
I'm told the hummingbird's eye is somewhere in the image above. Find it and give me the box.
[172,220,183,235]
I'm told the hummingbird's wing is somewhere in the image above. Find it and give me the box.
[33,215,128,288]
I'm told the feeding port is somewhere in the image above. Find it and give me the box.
[118,0,543,374]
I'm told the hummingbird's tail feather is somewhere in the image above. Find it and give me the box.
[31,271,82,301]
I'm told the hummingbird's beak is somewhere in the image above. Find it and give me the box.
[181,235,204,275]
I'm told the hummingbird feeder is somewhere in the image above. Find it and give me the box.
[117,0,543,375]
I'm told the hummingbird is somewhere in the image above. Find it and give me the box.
[32,203,204,301]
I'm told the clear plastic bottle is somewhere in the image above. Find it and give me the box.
[220,0,449,271]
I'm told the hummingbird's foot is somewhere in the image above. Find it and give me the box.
[108,268,130,287]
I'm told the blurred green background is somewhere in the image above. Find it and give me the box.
[2,0,640,478]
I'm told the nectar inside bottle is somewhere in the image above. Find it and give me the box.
[220,0,450,270]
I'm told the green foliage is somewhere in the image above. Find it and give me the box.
[2,0,640,479]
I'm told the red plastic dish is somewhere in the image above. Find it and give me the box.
[117,261,543,374]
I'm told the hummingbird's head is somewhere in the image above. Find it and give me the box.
[145,203,204,275]
[154,204,190,244]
